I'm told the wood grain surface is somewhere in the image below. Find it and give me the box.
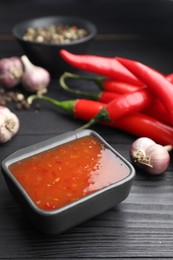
[0,1,173,259]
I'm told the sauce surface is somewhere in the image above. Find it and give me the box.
[9,136,129,211]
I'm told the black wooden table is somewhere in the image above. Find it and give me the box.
[1,1,173,259]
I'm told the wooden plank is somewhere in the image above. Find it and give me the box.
[0,1,173,259]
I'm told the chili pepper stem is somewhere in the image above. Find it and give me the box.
[78,106,110,130]
[61,72,105,81]
[27,94,110,130]
[60,72,105,89]
[59,72,102,98]
[27,94,76,114]
[77,117,99,130]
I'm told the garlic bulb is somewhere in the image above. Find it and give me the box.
[21,55,50,93]
[0,106,19,143]
[130,137,172,175]
[0,57,23,88]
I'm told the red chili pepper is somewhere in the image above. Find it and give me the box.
[102,80,140,93]
[103,74,173,93]
[60,72,140,102]
[60,72,155,129]
[74,89,169,126]
[27,96,104,121]
[111,113,173,146]
[101,75,173,122]
[29,86,153,129]
[59,72,170,125]
[75,100,173,145]
[166,73,173,83]
[96,86,170,126]
[97,91,119,103]
[28,95,173,146]
[73,99,104,120]
[60,72,142,94]
[84,88,153,129]
[59,72,120,103]
[30,90,152,123]
[60,49,143,86]
[143,100,169,125]
[60,72,173,96]
[86,90,169,126]
[116,57,173,125]
[82,90,170,126]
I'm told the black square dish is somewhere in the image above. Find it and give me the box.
[1,129,135,235]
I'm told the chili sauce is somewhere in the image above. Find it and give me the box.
[9,136,129,211]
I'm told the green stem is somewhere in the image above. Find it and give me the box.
[78,107,111,130]
[78,117,99,130]
[27,94,111,130]
[59,72,103,99]
[61,72,106,84]
[27,94,76,114]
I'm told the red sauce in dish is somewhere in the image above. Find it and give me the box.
[9,136,129,211]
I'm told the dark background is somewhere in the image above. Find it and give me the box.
[1,0,173,259]
[0,0,173,36]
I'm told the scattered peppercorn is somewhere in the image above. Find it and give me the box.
[22,24,88,44]
[0,87,29,110]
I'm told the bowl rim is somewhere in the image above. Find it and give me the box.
[1,129,135,217]
[12,15,97,47]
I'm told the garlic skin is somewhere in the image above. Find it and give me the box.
[0,106,19,143]
[21,55,50,93]
[130,137,155,152]
[130,137,172,175]
[0,57,23,88]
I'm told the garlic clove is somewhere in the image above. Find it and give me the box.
[0,57,23,88]
[0,106,20,143]
[0,116,12,142]
[21,55,50,93]
[130,137,155,152]
[130,137,155,166]
[144,144,170,175]
[130,137,171,175]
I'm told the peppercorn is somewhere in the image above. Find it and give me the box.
[22,24,88,44]
[0,87,29,110]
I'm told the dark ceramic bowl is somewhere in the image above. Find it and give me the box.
[13,16,97,75]
[1,129,135,235]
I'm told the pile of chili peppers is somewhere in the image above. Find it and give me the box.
[28,50,173,147]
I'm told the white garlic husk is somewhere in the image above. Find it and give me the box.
[21,55,50,93]
[0,57,23,88]
[130,137,172,175]
[131,137,155,152]
[0,106,19,143]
